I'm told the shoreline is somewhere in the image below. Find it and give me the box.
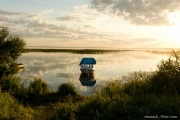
[23,48,179,54]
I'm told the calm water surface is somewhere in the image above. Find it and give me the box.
[17,51,168,96]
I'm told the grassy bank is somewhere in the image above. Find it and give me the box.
[0,50,180,119]
[23,48,179,54]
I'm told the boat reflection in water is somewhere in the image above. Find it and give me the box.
[79,58,96,86]
[17,63,24,73]
[79,73,96,86]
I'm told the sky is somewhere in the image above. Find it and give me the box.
[0,0,180,48]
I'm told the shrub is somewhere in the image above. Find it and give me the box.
[100,81,125,98]
[0,75,24,95]
[51,103,77,120]
[28,77,50,96]
[0,91,35,119]
[149,50,180,95]
[57,82,78,96]
[123,79,150,96]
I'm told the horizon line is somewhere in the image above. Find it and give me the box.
[26,46,180,50]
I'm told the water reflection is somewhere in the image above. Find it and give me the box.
[56,73,79,78]
[79,73,96,86]
[17,51,168,96]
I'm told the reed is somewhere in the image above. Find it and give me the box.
[24,48,131,54]
[0,50,179,119]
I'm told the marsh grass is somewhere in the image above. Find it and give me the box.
[24,48,130,54]
[24,48,179,54]
[0,91,35,119]
[0,50,180,119]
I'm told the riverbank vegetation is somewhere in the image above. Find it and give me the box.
[24,48,127,54]
[0,27,180,119]
[24,48,177,54]
[0,50,179,119]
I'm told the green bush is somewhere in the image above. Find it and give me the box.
[123,79,150,96]
[57,82,78,96]
[95,95,180,119]
[51,103,77,120]
[100,81,125,98]
[149,50,180,95]
[0,91,35,119]
[0,75,24,95]
[28,77,50,96]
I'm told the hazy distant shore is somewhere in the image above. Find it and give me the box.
[24,48,179,54]
[24,48,130,54]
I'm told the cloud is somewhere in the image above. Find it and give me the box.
[0,8,101,40]
[91,0,180,25]
[1,5,121,46]
[0,10,25,16]
[56,16,78,21]
[0,4,167,48]
[0,10,72,38]
[40,9,54,15]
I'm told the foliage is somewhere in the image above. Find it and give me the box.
[0,27,26,78]
[0,47,180,119]
[28,77,50,96]
[100,81,125,98]
[57,82,78,96]
[0,75,24,95]
[123,79,149,96]
[0,91,35,120]
[149,50,180,95]
[51,103,77,120]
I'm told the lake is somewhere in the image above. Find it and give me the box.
[17,50,169,96]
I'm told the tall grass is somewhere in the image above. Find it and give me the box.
[0,50,180,119]
[0,90,35,119]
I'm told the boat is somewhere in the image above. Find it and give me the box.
[17,63,24,73]
[79,58,97,86]
[79,58,96,73]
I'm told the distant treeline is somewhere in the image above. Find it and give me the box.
[23,48,179,54]
[23,48,131,54]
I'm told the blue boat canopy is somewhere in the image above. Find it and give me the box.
[79,58,96,65]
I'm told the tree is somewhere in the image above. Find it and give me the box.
[149,50,180,95]
[0,27,26,78]
[28,77,50,96]
[57,82,78,96]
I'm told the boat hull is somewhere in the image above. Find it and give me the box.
[80,64,95,73]
[80,69,95,73]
